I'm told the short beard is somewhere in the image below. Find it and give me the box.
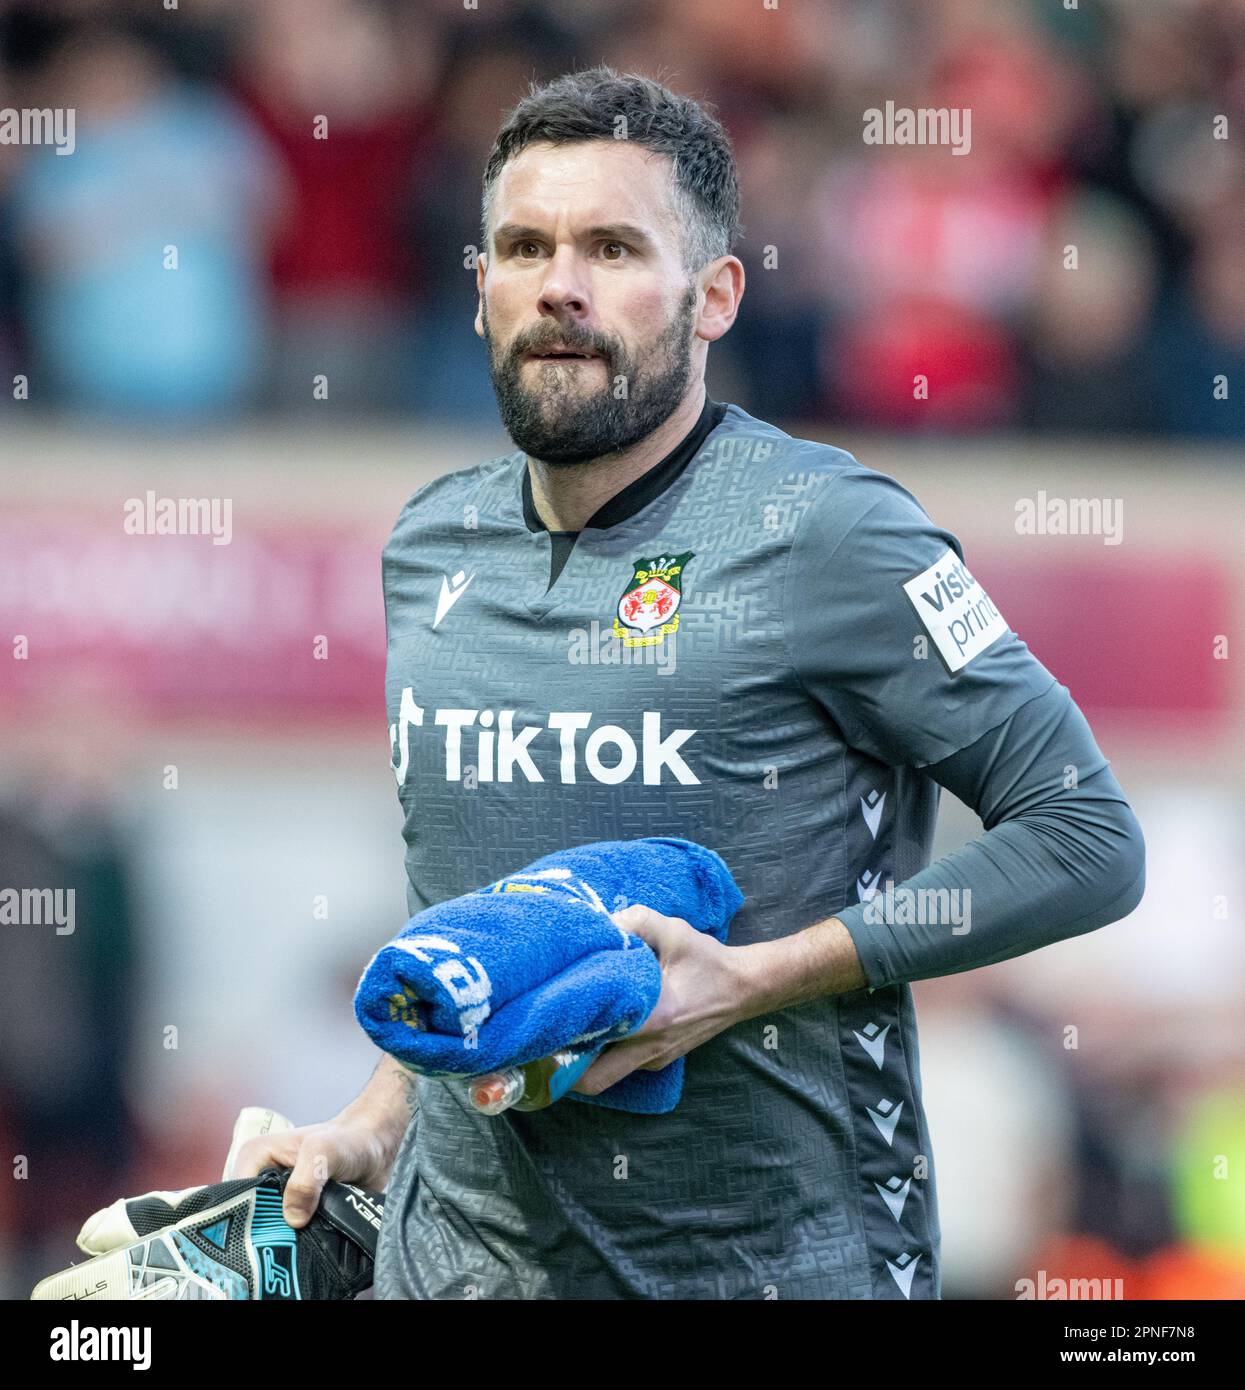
[484,285,697,466]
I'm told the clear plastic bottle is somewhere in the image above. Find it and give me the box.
[467,1047,602,1115]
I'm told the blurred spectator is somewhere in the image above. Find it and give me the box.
[400,23,579,421]
[716,112,828,421]
[8,19,280,422]
[1021,190,1162,435]
[1152,225,1245,440]
[810,4,1079,431]
[234,0,437,416]
[401,46,544,422]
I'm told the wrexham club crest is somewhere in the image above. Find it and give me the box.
[613,551,694,647]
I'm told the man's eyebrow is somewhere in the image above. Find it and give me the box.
[493,223,545,245]
[492,221,657,248]
[582,223,656,247]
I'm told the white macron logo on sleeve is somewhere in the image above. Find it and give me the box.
[903,549,1009,672]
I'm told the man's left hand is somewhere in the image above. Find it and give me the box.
[571,903,755,1096]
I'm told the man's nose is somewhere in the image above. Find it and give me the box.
[537,246,591,321]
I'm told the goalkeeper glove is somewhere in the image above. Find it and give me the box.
[31,1110,384,1301]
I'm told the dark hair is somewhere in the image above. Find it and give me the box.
[482,65,741,271]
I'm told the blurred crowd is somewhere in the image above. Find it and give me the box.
[0,0,1242,436]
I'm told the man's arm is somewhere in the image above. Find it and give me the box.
[337,1052,419,1151]
[764,463,1144,998]
[736,917,867,1014]
[741,682,1143,1013]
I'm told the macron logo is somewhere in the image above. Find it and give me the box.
[433,570,474,630]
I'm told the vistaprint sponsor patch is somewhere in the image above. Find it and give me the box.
[902,548,1009,673]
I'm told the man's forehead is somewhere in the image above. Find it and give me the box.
[494,139,678,233]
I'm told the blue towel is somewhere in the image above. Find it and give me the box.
[353,837,744,1114]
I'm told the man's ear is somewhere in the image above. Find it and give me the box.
[696,255,745,344]
[474,252,488,340]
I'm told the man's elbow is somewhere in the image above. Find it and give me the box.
[1096,798,1146,925]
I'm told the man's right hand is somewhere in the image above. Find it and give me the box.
[231,1057,418,1227]
[230,1117,396,1227]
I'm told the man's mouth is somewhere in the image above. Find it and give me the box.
[525,347,602,362]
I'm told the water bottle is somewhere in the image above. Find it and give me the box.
[467,1047,602,1115]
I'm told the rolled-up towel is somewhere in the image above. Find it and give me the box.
[353,837,744,1114]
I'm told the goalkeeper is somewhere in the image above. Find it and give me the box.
[235,67,1145,1300]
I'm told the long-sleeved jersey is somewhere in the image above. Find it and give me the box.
[372,397,1144,1300]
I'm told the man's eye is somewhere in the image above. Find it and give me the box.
[514,241,542,258]
[600,241,626,261]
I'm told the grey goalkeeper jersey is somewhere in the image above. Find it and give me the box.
[372,398,1062,1300]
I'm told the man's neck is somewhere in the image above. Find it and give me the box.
[527,383,707,532]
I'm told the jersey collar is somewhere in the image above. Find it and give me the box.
[521,396,728,535]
